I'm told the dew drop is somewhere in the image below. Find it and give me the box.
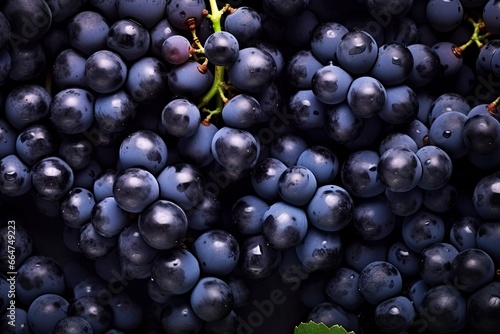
[443,130,452,138]
[4,171,16,181]
[425,159,431,165]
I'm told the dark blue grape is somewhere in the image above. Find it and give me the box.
[156,163,205,210]
[190,276,234,322]
[371,43,414,86]
[185,189,221,231]
[109,292,142,331]
[463,114,500,155]
[277,166,317,206]
[288,89,326,131]
[58,136,93,170]
[84,50,127,94]
[78,222,117,259]
[336,30,378,75]
[262,202,308,250]
[310,22,348,64]
[4,84,51,130]
[477,222,500,264]
[384,17,419,45]
[53,316,94,334]
[49,88,94,134]
[161,35,192,65]
[168,60,213,98]
[68,296,113,334]
[16,255,65,306]
[161,98,201,137]
[353,196,396,240]
[449,216,480,251]
[418,284,467,333]
[407,279,430,311]
[405,119,430,149]
[379,132,418,154]
[112,167,159,213]
[31,156,74,201]
[324,103,364,143]
[345,239,388,273]
[67,11,109,55]
[325,267,364,311]
[204,310,238,334]
[377,147,422,192]
[118,130,167,174]
[93,169,117,202]
[192,229,240,275]
[138,199,188,250]
[231,194,268,235]
[341,149,385,198]
[60,187,95,228]
[151,248,200,294]
[429,111,469,159]
[94,89,137,134]
[419,242,459,285]
[106,19,150,61]
[9,41,46,81]
[65,157,100,189]
[160,295,203,333]
[311,64,353,105]
[211,127,259,171]
[378,84,419,125]
[295,226,342,272]
[250,157,287,201]
[416,145,453,190]
[227,47,277,93]
[402,209,445,252]
[307,184,353,232]
[224,6,261,46]
[283,9,319,49]
[27,293,69,334]
[423,182,457,213]
[0,154,31,197]
[296,146,338,186]
[384,187,423,216]
[204,31,239,66]
[118,222,158,266]
[307,302,353,330]
[347,76,386,118]
[451,248,495,293]
[387,241,419,278]
[286,50,323,89]
[177,121,217,167]
[52,48,88,89]
[125,57,168,104]
[358,260,402,304]
[432,41,463,77]
[239,234,281,279]
[428,92,470,125]
[117,0,166,28]
[406,44,441,87]
[255,40,285,75]
[165,0,205,30]
[222,93,266,128]
[90,196,130,237]
[467,281,500,334]
[270,132,308,167]
[426,0,463,32]
[149,18,182,58]
[375,295,415,333]
[15,124,58,166]
[226,275,251,308]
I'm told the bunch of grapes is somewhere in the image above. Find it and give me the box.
[1,0,500,333]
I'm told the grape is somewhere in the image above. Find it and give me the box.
[384,17,419,46]
[68,296,113,334]
[377,147,422,192]
[27,293,69,334]
[161,35,191,65]
[286,50,323,89]
[476,222,500,264]
[262,202,308,250]
[112,167,159,213]
[307,184,353,232]
[426,0,464,32]
[78,222,117,259]
[463,114,500,155]
[84,50,127,94]
[4,85,51,130]
[423,182,458,213]
[341,149,385,198]
[165,0,205,30]
[405,119,430,149]
[428,92,470,125]
[307,302,352,330]
[60,187,95,228]
[93,170,117,202]
[419,242,459,285]
[251,157,287,200]
[211,127,259,171]
[31,156,74,201]
[467,282,500,334]
[222,93,266,128]
[159,295,203,333]
[371,43,414,86]
[204,31,239,66]
[324,103,364,143]
[402,209,445,253]
[325,267,364,311]
[0,154,32,197]
[386,241,419,278]
[295,226,342,272]
[239,234,282,280]
[125,57,168,104]
[15,124,58,166]
[177,122,218,167]
[227,47,277,93]
[52,48,88,89]
[67,11,109,55]
[190,276,234,322]
[353,196,396,241]
[94,90,136,134]
[432,41,463,77]
[384,187,423,217]
[2,0,52,43]
[58,136,93,170]
[204,310,238,334]
[49,88,95,135]
[16,255,66,305]
[138,199,188,250]
[358,261,403,304]
[406,44,441,87]
[168,59,214,98]
[106,19,150,61]
[310,22,348,65]
[379,133,418,154]
[117,0,166,29]
[231,195,269,235]
[192,229,240,276]
[375,296,415,333]
[53,316,94,334]
[311,64,353,105]
[156,163,205,210]
[484,0,500,34]
[336,30,378,75]
[347,76,386,118]
[151,248,200,294]
[451,248,495,293]
[416,145,453,190]
[378,84,419,125]
[224,7,262,46]
[288,90,326,131]
[418,284,467,333]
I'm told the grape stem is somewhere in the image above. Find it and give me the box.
[452,17,490,57]
[197,1,233,123]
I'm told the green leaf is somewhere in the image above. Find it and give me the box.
[294,321,355,334]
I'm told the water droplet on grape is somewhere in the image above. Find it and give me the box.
[4,171,16,181]
[443,130,452,138]
[425,159,431,165]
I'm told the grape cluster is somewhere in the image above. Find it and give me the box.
[1,0,500,333]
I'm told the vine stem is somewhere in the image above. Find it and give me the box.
[197,1,232,122]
